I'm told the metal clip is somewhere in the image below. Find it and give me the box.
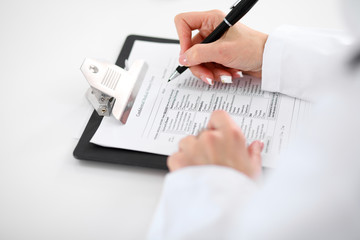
[80,58,148,124]
[231,0,242,9]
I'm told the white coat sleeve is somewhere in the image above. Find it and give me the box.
[262,25,354,101]
[147,165,258,240]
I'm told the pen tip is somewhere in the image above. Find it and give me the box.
[168,71,180,83]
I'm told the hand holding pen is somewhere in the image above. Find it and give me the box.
[168,0,268,85]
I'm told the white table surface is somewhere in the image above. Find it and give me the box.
[0,0,345,239]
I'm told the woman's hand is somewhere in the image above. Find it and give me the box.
[174,10,268,85]
[167,111,264,180]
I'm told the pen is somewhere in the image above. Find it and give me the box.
[168,0,259,82]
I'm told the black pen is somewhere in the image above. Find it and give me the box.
[168,0,259,82]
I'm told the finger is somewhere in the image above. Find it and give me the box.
[174,11,224,53]
[207,110,237,131]
[205,63,233,83]
[167,152,187,172]
[181,40,231,67]
[248,140,264,167]
[189,63,232,85]
[191,32,205,46]
[196,127,208,138]
[174,12,199,54]
[178,135,197,152]
[189,65,215,85]
[242,71,262,79]
[207,111,247,148]
[229,69,244,79]
[174,12,213,54]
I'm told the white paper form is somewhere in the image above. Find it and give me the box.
[91,41,311,168]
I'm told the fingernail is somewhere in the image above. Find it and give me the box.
[220,75,233,84]
[179,53,188,66]
[206,77,214,85]
[237,71,244,78]
[201,75,213,85]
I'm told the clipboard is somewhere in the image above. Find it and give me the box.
[73,35,179,170]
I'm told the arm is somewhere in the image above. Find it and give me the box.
[175,11,355,101]
[148,10,360,240]
[147,110,263,240]
[262,25,355,101]
[147,166,258,240]
[148,105,360,240]
[174,10,267,84]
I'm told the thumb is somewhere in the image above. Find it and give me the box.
[179,42,222,66]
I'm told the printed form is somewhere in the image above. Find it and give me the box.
[91,41,311,168]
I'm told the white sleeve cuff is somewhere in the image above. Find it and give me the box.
[261,27,284,93]
[261,25,354,101]
[147,165,258,240]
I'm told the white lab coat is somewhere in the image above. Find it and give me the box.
[147,2,360,239]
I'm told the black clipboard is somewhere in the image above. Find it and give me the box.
[73,35,179,170]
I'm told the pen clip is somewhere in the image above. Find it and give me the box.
[231,0,241,9]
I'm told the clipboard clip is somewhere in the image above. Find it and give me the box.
[80,58,148,124]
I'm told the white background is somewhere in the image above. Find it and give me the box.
[0,0,345,239]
